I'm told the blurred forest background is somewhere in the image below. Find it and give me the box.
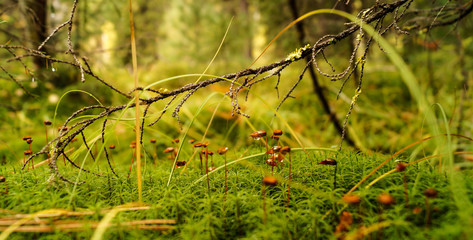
[0,0,472,160]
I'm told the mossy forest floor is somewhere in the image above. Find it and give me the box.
[1,148,472,239]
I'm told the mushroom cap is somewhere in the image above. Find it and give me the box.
[280,146,291,154]
[44,120,52,126]
[424,188,438,198]
[266,159,278,167]
[176,160,186,167]
[150,139,156,143]
[266,146,282,154]
[217,147,228,155]
[58,126,68,131]
[26,138,33,144]
[172,138,180,143]
[24,150,33,155]
[22,136,32,141]
[273,130,283,136]
[377,193,395,205]
[269,154,284,162]
[396,162,407,172]
[193,142,203,148]
[272,145,282,152]
[342,194,361,205]
[109,145,116,149]
[208,166,217,172]
[0,176,5,183]
[163,147,175,153]
[250,130,267,138]
[262,176,278,186]
[317,158,337,165]
[188,139,196,144]
[412,207,422,214]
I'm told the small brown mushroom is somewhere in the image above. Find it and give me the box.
[266,145,282,154]
[58,126,68,132]
[217,147,228,155]
[250,130,267,139]
[193,143,204,174]
[396,162,407,172]
[280,146,291,155]
[424,188,438,227]
[163,147,175,153]
[218,146,229,201]
[342,194,361,205]
[424,188,438,198]
[163,147,176,160]
[262,176,278,187]
[318,158,338,189]
[262,175,278,225]
[396,162,409,208]
[22,136,32,141]
[317,158,337,165]
[273,130,283,136]
[378,193,395,206]
[176,160,186,167]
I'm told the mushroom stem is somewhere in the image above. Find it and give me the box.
[224,153,227,202]
[0,177,7,194]
[425,198,431,227]
[205,147,211,199]
[262,184,267,225]
[403,172,408,208]
[286,152,291,211]
[199,151,203,175]
[264,136,269,162]
[333,164,337,189]
[44,126,49,149]
[153,144,157,167]
[128,149,135,179]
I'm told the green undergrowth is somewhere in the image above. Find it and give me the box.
[1,148,472,239]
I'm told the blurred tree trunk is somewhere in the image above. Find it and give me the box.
[22,0,48,69]
[241,0,252,59]
[287,0,358,150]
